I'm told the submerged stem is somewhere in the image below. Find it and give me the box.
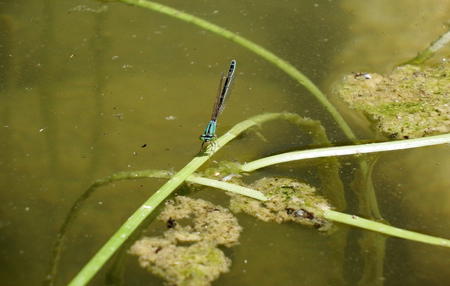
[118,0,356,141]
[400,25,450,65]
[44,170,172,286]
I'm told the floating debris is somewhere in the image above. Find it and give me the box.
[335,63,450,139]
[230,177,333,231]
[165,115,177,120]
[129,196,242,286]
[69,5,108,14]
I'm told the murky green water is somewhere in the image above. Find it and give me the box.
[0,0,449,285]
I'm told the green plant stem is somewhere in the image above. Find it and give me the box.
[118,0,356,141]
[188,175,267,201]
[200,179,450,247]
[207,179,450,247]
[67,112,288,286]
[44,170,172,286]
[324,210,450,248]
[211,178,450,247]
[400,25,450,65]
[242,133,450,172]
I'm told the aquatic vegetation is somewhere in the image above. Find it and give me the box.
[61,112,450,286]
[130,178,334,284]
[51,1,450,285]
[335,63,450,139]
[130,239,230,286]
[129,196,241,285]
[158,196,242,247]
[230,177,333,231]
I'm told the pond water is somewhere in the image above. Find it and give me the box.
[0,0,449,285]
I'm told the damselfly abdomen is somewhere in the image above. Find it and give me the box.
[199,60,236,149]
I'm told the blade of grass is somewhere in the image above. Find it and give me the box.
[324,210,450,248]
[242,133,450,172]
[188,175,267,201]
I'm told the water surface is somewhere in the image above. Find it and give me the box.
[0,0,449,285]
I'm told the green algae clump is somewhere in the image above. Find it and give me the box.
[130,238,230,286]
[230,177,333,231]
[129,196,242,286]
[335,63,450,139]
[158,196,242,247]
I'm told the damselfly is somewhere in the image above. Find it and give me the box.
[199,59,237,150]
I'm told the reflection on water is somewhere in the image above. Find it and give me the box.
[0,0,448,286]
